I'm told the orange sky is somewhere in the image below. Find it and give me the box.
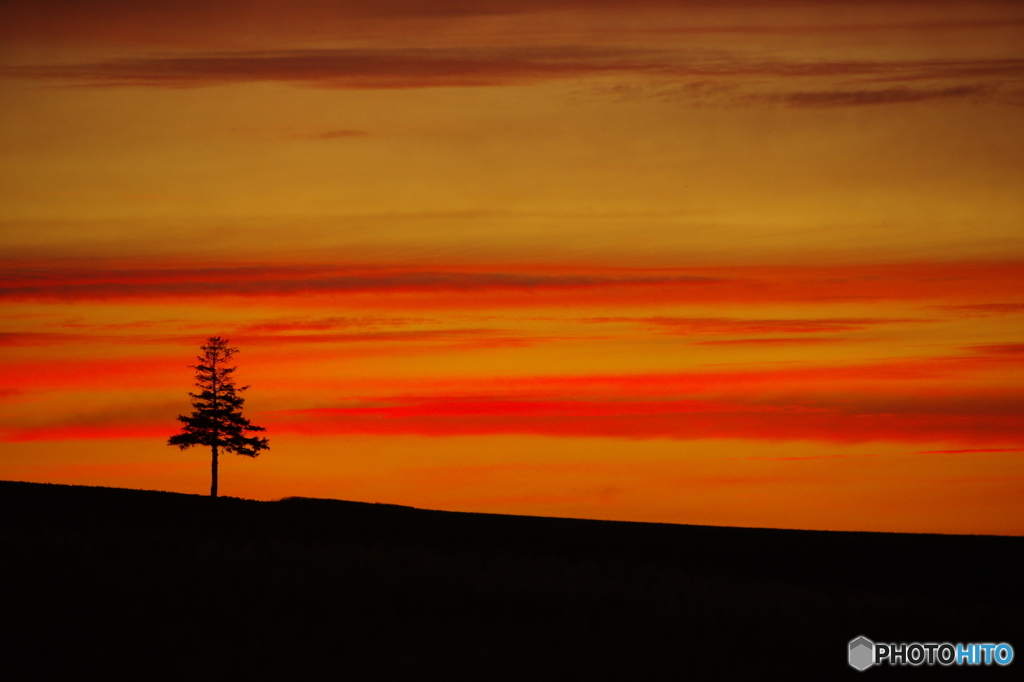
[2,0,1023,534]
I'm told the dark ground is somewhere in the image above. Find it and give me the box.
[0,480,1020,680]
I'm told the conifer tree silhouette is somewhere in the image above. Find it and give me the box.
[168,336,269,497]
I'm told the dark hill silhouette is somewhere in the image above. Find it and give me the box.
[1,480,1020,679]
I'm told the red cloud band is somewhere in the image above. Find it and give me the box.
[268,393,1024,444]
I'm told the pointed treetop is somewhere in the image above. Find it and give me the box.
[197,335,237,359]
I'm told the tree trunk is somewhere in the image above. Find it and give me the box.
[211,443,219,498]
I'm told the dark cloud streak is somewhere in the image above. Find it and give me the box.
[0,263,722,300]
[939,303,1024,316]
[690,337,846,346]
[306,130,370,139]
[5,48,1022,102]
[771,85,992,107]
[4,47,656,88]
[966,343,1024,356]
[625,315,925,333]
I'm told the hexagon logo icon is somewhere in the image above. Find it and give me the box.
[849,636,875,671]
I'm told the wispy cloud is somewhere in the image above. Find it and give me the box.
[1,424,170,442]
[966,343,1024,356]
[0,332,95,346]
[304,130,370,139]
[0,399,179,442]
[585,315,927,334]
[4,47,659,88]
[3,260,1021,306]
[6,47,1022,104]
[234,316,425,333]
[940,303,1024,316]
[0,355,185,391]
[761,85,993,108]
[690,337,846,346]
[914,447,1024,454]
[0,326,566,353]
[0,261,720,301]
[4,0,1022,47]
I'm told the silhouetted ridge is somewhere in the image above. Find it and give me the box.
[1,480,1020,679]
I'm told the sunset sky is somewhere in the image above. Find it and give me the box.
[2,0,1023,535]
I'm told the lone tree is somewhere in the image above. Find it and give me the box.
[168,336,269,498]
